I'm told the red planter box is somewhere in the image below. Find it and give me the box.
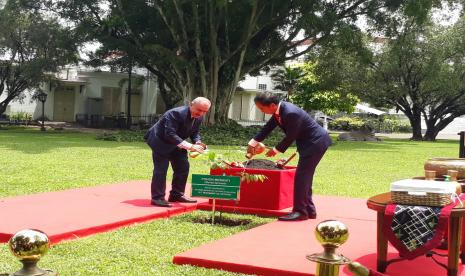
[209,166,296,210]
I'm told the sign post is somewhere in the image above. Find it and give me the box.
[191,174,240,224]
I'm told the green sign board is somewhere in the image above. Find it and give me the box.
[191,174,240,200]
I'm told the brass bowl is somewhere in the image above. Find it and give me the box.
[424,158,465,179]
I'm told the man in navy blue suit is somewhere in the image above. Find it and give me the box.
[144,97,211,207]
[248,92,331,221]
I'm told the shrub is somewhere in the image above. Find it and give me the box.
[329,115,412,133]
[10,111,33,121]
[329,116,365,131]
[96,122,286,146]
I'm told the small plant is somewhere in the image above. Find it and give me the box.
[207,152,267,183]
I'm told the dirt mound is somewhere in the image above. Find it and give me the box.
[243,159,281,170]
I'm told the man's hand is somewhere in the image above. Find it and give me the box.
[195,142,207,150]
[265,148,277,157]
[190,144,205,153]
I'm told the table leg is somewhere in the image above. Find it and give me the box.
[461,217,465,264]
[377,211,388,272]
[448,216,461,276]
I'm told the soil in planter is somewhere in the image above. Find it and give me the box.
[243,159,282,170]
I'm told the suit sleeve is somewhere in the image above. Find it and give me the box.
[253,116,279,142]
[163,112,184,145]
[190,117,202,143]
[275,113,302,153]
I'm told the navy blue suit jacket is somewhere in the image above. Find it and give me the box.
[254,101,331,157]
[144,106,202,155]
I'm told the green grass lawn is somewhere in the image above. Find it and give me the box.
[0,127,460,275]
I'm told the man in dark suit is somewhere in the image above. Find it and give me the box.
[144,97,211,207]
[247,92,331,221]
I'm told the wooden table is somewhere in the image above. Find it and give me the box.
[367,192,465,276]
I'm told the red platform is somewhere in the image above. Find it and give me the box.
[0,181,207,244]
[210,166,296,210]
[174,195,465,275]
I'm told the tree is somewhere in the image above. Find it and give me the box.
[271,66,304,97]
[311,15,465,141]
[290,62,359,116]
[35,0,439,124]
[0,0,78,116]
[369,20,465,141]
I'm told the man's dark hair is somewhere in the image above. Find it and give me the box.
[254,92,281,105]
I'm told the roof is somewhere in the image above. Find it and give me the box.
[355,103,385,115]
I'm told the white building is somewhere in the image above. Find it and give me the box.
[3,65,284,126]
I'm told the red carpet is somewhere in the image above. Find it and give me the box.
[174,195,465,276]
[0,181,206,244]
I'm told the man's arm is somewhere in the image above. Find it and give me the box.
[163,112,184,145]
[275,113,303,153]
[253,116,279,142]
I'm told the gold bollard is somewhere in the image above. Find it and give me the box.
[6,229,57,276]
[307,220,350,276]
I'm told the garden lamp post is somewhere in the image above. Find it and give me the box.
[37,92,47,131]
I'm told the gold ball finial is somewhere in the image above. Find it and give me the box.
[8,229,50,261]
[315,220,349,247]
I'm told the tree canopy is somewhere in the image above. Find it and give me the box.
[28,0,440,124]
[0,0,78,115]
[310,14,465,141]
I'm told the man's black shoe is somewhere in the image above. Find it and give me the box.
[278,211,309,221]
[151,199,172,207]
[168,195,197,203]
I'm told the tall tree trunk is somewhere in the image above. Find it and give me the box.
[423,116,438,141]
[126,57,133,129]
[409,117,423,140]
[158,79,181,110]
[423,114,457,141]
[0,102,7,115]
[407,106,423,140]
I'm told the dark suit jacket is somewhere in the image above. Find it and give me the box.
[254,101,331,157]
[144,106,202,155]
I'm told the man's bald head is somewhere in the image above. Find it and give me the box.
[189,97,211,118]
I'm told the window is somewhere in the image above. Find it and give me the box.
[258,83,267,90]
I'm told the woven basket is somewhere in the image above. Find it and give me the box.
[391,191,452,207]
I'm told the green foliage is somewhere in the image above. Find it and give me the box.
[200,122,285,146]
[329,116,365,131]
[40,0,435,123]
[311,13,465,140]
[292,90,359,116]
[363,116,412,133]
[282,61,360,115]
[329,115,412,133]
[0,1,79,115]
[96,122,285,146]
[96,130,146,142]
[9,112,32,121]
[270,66,304,95]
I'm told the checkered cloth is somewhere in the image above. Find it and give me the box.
[391,205,441,251]
[383,200,457,260]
